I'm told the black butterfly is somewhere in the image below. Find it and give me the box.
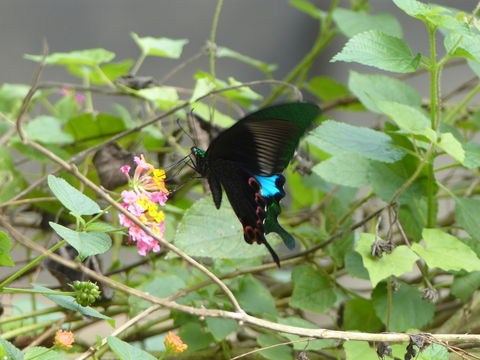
[191,102,320,266]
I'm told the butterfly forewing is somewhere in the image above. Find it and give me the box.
[206,103,319,176]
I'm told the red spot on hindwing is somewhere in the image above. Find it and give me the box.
[248,177,260,191]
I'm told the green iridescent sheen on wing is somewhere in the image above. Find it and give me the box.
[245,102,319,170]
[265,201,295,249]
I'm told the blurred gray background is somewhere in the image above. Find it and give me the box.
[1,0,479,100]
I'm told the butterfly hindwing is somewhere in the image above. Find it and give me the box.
[208,158,282,264]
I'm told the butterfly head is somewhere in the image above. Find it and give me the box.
[191,146,208,176]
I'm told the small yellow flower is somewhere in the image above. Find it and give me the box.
[150,210,165,223]
[136,194,150,209]
[164,331,188,354]
[54,329,75,350]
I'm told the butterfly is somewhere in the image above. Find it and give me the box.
[191,102,320,266]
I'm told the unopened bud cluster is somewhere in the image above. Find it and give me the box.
[71,281,101,306]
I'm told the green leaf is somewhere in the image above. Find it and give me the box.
[345,251,370,279]
[47,175,101,217]
[0,83,31,116]
[344,341,378,360]
[464,141,480,168]
[349,71,422,114]
[174,197,268,259]
[289,0,325,19]
[290,266,336,313]
[445,34,480,62]
[0,338,23,360]
[32,285,114,326]
[224,77,263,105]
[131,273,186,311]
[68,60,133,85]
[399,199,428,241]
[257,334,293,360]
[393,0,471,35]
[306,76,350,101]
[468,58,480,76]
[437,132,465,163]
[376,101,436,141]
[343,298,383,332]
[24,347,65,360]
[65,113,127,145]
[131,33,188,58]
[333,8,403,38]
[367,156,430,204]
[216,46,277,74]
[372,282,435,331]
[356,233,418,287]
[0,231,15,266]
[190,102,235,128]
[417,343,449,360]
[84,221,124,233]
[312,153,371,187]
[142,125,166,151]
[206,318,238,341]
[25,48,115,67]
[24,116,74,144]
[50,223,112,261]
[190,76,217,103]
[235,275,277,316]
[455,197,480,241]
[331,30,421,73]
[54,94,80,121]
[451,271,480,302]
[307,120,405,163]
[179,322,214,352]
[411,228,480,272]
[277,317,334,350]
[136,86,180,109]
[0,146,27,202]
[107,336,156,360]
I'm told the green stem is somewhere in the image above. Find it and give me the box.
[0,240,66,289]
[0,307,62,325]
[82,68,94,111]
[209,0,224,79]
[84,204,113,229]
[130,51,147,76]
[386,278,392,331]
[94,65,117,89]
[426,24,440,228]
[443,82,480,124]
[1,287,76,296]
[1,319,62,340]
[437,181,456,198]
[263,0,338,105]
[434,163,461,172]
[428,25,439,130]
[389,146,434,204]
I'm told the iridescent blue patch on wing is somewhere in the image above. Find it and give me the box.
[254,175,283,198]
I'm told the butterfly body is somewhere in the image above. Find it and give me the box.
[191,102,320,265]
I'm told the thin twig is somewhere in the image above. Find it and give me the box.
[75,305,162,360]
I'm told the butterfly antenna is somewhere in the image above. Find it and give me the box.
[167,181,189,196]
[176,117,195,144]
[263,239,281,267]
[165,154,190,172]
[164,157,192,183]
[187,110,201,147]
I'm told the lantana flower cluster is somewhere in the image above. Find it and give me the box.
[164,331,188,354]
[119,155,169,256]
